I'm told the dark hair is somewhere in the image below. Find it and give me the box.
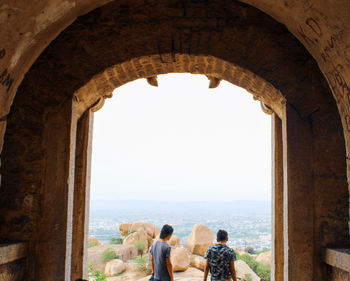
[160,224,174,239]
[75,279,87,281]
[217,229,228,242]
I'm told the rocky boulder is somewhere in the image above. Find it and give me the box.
[88,244,137,271]
[123,227,149,253]
[130,222,160,238]
[235,260,260,281]
[105,259,126,276]
[137,267,203,281]
[171,247,190,271]
[119,223,132,236]
[187,224,214,256]
[169,235,181,246]
[256,250,271,266]
[153,234,181,247]
[189,254,206,271]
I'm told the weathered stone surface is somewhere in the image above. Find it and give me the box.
[0,243,27,265]
[324,248,350,273]
[169,235,181,247]
[271,113,284,281]
[153,234,181,247]
[123,228,149,253]
[235,260,260,281]
[119,223,132,236]
[256,251,271,267]
[0,1,349,281]
[187,224,214,256]
[329,267,350,281]
[120,222,160,238]
[88,244,137,272]
[171,247,190,272]
[137,267,204,281]
[0,259,26,281]
[189,254,206,271]
[105,259,126,277]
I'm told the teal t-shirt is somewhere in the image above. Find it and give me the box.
[150,241,171,281]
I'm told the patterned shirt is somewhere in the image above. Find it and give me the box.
[204,244,236,281]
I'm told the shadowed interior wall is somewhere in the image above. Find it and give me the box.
[0,1,348,280]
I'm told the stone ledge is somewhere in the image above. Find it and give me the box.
[0,242,28,265]
[324,248,350,272]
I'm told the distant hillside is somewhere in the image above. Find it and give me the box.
[90,200,271,217]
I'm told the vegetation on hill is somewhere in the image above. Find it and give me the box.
[101,248,119,263]
[134,241,146,257]
[244,246,270,255]
[110,237,123,244]
[132,255,151,274]
[237,253,271,281]
[88,240,99,248]
[88,262,107,281]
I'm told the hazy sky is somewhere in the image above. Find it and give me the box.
[90,74,271,202]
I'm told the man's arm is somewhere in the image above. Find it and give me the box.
[203,259,210,281]
[229,260,237,281]
[166,257,174,281]
[150,254,155,276]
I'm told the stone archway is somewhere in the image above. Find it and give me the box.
[73,54,284,118]
[0,1,349,281]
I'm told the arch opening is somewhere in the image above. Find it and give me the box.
[87,73,273,281]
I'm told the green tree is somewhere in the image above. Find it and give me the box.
[110,237,123,244]
[133,256,150,274]
[92,269,107,281]
[88,262,94,274]
[134,241,145,257]
[101,248,119,263]
[88,263,107,281]
[238,253,270,281]
[245,246,255,254]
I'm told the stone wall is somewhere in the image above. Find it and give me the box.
[0,1,349,280]
[330,267,350,281]
[0,260,26,281]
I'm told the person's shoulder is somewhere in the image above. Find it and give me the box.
[223,245,234,252]
[207,244,218,252]
[161,241,171,249]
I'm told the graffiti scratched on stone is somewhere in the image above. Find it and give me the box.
[0,49,14,93]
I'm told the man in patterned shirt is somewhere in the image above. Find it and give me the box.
[203,229,237,281]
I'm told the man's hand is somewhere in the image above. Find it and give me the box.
[229,260,237,281]
[166,257,174,281]
[150,254,155,277]
[203,259,210,281]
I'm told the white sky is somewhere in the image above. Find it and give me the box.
[90,74,271,202]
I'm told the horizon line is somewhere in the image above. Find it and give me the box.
[90,199,271,203]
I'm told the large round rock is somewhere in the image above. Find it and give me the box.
[187,224,214,256]
[105,259,126,277]
[171,247,190,272]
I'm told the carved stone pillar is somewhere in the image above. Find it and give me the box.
[71,110,94,280]
[282,102,314,281]
[36,98,78,281]
[272,113,284,281]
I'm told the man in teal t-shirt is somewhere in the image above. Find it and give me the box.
[150,224,174,281]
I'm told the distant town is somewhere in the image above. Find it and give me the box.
[89,200,271,251]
